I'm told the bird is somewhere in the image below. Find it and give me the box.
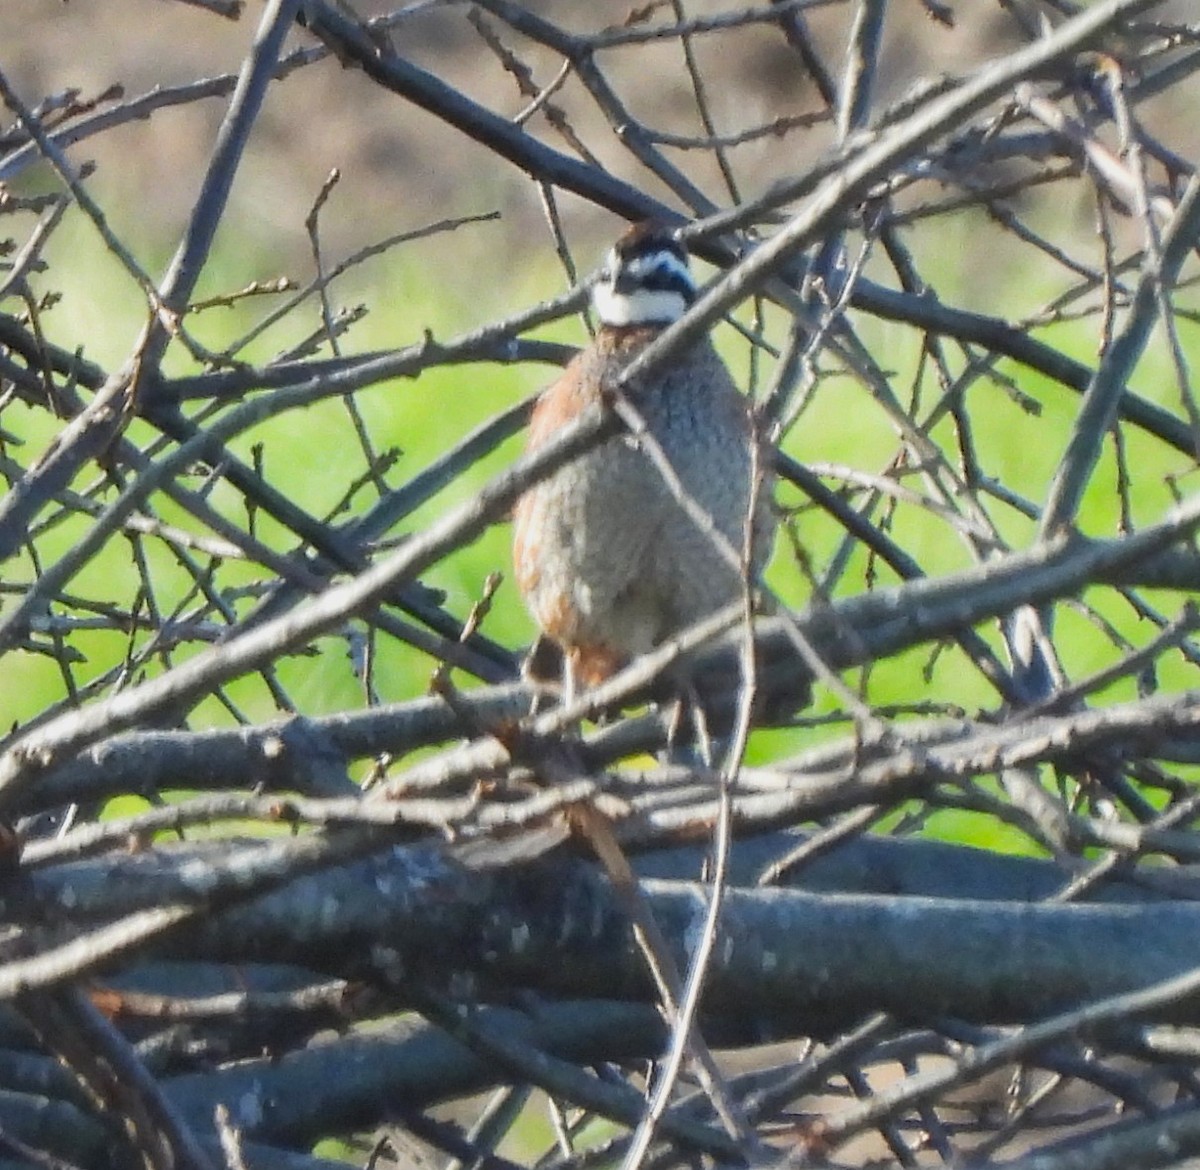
[512,223,775,696]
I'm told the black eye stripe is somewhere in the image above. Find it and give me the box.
[631,267,695,299]
[612,254,695,299]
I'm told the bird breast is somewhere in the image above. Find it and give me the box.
[514,328,773,660]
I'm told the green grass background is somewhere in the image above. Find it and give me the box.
[6,189,1200,1170]
[6,200,1199,854]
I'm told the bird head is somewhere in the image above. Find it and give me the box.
[592,222,696,327]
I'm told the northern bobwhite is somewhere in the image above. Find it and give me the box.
[512,223,775,690]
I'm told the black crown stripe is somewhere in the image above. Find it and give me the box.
[634,267,696,300]
[614,222,686,261]
[620,237,686,261]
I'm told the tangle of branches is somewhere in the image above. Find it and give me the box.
[3,1,1200,1168]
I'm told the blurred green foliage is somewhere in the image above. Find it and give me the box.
[7,202,1198,859]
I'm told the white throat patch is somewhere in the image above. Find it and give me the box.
[592,283,689,327]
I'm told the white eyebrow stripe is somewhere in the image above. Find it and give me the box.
[622,251,693,292]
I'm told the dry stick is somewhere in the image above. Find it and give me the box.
[138,519,1200,807]
[586,0,834,49]
[0,7,468,186]
[1041,174,1200,538]
[1,386,270,724]
[1102,62,1200,450]
[1026,172,1200,738]
[0,73,255,181]
[410,989,744,1164]
[621,497,770,1170]
[690,0,1163,241]
[98,978,354,1026]
[863,280,1191,453]
[151,0,302,352]
[149,414,520,683]
[0,376,394,711]
[25,480,245,559]
[837,0,886,143]
[0,11,1185,796]
[808,955,1200,1158]
[0,193,71,301]
[1017,84,1178,228]
[298,0,665,221]
[163,319,578,403]
[744,1012,894,1129]
[996,1107,1200,1170]
[0,322,562,662]
[239,396,535,643]
[231,210,501,353]
[784,3,963,725]
[18,987,218,1170]
[469,10,598,169]
[644,111,831,150]
[0,0,301,566]
[576,54,718,216]
[7,337,538,682]
[38,680,1200,873]
[139,0,1196,466]
[722,690,1200,865]
[0,397,618,805]
[1054,779,1200,904]
[777,455,1017,702]
[773,0,839,107]
[874,218,1034,560]
[20,789,486,867]
[1023,601,1200,717]
[568,801,752,1149]
[16,474,1197,818]
[2,408,516,686]
[672,0,739,202]
[465,0,720,216]
[0,77,162,307]
[627,0,1165,389]
[801,463,993,536]
[179,404,535,679]
[0,828,384,999]
[3,326,569,698]
[24,826,1200,1002]
[754,803,885,887]
[0,91,155,565]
